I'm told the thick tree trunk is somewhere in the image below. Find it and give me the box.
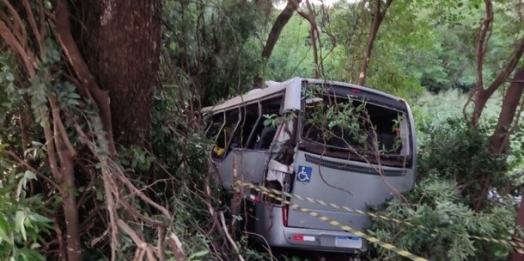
[489,67,524,154]
[253,1,301,88]
[69,0,162,147]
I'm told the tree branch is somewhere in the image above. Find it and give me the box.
[117,220,157,261]
[3,149,63,193]
[474,0,494,93]
[0,21,37,78]
[53,0,117,156]
[484,38,524,97]
[21,0,45,56]
[289,0,321,78]
[49,96,77,158]
[112,166,170,217]
[358,0,393,85]
[261,1,301,59]
[288,0,316,27]
[1,0,27,46]
[220,211,245,261]
[253,0,303,88]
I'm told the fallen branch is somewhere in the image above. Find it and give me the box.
[219,211,245,261]
[118,220,158,261]
[166,233,185,261]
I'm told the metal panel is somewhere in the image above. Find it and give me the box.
[287,151,415,231]
[214,149,271,189]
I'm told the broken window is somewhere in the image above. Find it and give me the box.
[212,109,240,159]
[250,97,283,150]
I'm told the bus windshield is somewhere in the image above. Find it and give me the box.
[301,95,411,166]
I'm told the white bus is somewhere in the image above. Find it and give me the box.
[202,77,417,254]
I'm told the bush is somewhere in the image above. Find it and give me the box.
[418,118,510,207]
[0,160,52,261]
[366,178,515,261]
[365,118,517,261]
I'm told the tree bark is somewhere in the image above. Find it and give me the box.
[69,0,162,148]
[467,0,524,126]
[357,0,393,86]
[289,0,321,78]
[253,0,301,88]
[490,67,524,154]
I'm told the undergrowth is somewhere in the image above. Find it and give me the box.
[366,114,521,261]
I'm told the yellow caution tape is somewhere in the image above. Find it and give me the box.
[234,180,524,254]
[233,180,428,261]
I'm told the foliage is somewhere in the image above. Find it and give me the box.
[1,0,524,260]
[367,178,516,261]
[0,161,52,261]
[366,117,518,261]
[162,0,267,106]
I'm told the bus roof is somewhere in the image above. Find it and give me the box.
[201,77,403,114]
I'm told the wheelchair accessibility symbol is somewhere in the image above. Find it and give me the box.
[296,166,312,183]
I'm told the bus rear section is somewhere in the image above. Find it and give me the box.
[253,80,416,254]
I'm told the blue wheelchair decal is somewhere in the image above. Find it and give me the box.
[296,166,312,183]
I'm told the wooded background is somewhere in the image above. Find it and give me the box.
[0,0,524,260]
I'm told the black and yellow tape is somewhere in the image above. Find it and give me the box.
[233,180,428,261]
[234,180,524,255]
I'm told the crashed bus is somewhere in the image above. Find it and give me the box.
[202,77,417,254]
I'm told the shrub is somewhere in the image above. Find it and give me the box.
[366,118,517,261]
[0,160,52,261]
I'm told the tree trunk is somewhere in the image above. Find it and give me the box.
[69,0,162,148]
[489,67,524,154]
[253,0,301,88]
[357,0,393,86]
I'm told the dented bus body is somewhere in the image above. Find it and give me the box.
[202,77,417,254]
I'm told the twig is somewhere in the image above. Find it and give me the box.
[110,162,170,217]
[118,220,158,261]
[243,232,275,261]
[73,121,120,259]
[3,149,63,193]
[120,199,164,227]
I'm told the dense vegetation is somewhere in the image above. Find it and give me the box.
[0,0,524,260]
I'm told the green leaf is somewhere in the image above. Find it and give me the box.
[15,211,27,241]
[0,143,8,154]
[5,72,14,81]
[187,250,209,260]
[23,171,37,181]
[28,213,51,224]
[0,217,11,244]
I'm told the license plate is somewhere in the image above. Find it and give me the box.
[335,236,362,248]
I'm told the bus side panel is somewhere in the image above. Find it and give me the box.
[287,151,415,231]
[214,150,270,190]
